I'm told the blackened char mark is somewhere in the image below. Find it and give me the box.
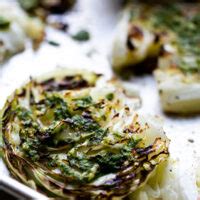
[154,31,168,44]
[40,78,55,86]
[127,25,144,51]
[30,91,35,105]
[133,56,158,74]
[39,76,91,92]
[2,103,12,127]
[154,33,160,43]
[136,145,153,155]
[17,88,26,97]
[82,111,92,119]
[40,0,76,14]
[128,26,143,40]
[126,38,135,51]
[115,56,158,79]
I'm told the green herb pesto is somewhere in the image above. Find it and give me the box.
[67,115,100,132]
[8,89,144,183]
[22,138,40,161]
[74,96,93,108]
[130,4,200,73]
[38,96,70,120]
[152,5,200,73]
[47,40,60,47]
[12,92,107,170]
[106,93,114,101]
[16,106,33,122]
[71,30,90,42]
[93,139,141,174]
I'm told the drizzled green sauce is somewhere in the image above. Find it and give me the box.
[130,4,200,73]
[12,91,142,183]
[153,5,200,73]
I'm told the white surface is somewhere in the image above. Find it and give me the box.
[0,0,200,199]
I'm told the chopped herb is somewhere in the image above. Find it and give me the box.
[94,138,142,173]
[41,96,70,120]
[54,106,69,120]
[71,30,90,42]
[62,114,107,144]
[66,115,100,132]
[94,152,126,173]
[74,96,93,109]
[15,107,33,125]
[127,138,142,149]
[59,163,81,180]
[68,155,94,171]
[106,93,114,101]
[22,138,40,161]
[47,40,60,47]
[0,16,10,29]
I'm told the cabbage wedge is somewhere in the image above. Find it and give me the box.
[0,1,44,63]
[1,69,169,199]
[112,3,200,114]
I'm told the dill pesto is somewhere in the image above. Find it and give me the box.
[1,70,168,199]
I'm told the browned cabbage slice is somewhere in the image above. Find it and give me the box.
[1,70,169,199]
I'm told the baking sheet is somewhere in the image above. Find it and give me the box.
[0,0,200,199]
